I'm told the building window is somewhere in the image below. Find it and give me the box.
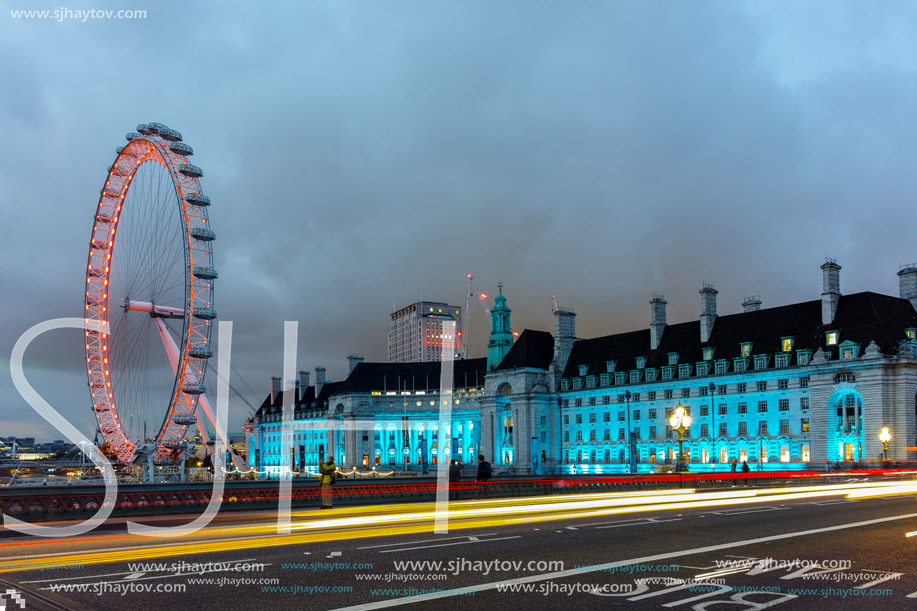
[603,412,610,422]
[589,396,596,406]
[700,423,709,437]
[717,384,727,394]
[573,379,582,390]
[579,364,588,376]
[735,360,747,373]
[781,337,794,352]
[617,394,626,404]
[666,427,674,439]
[590,430,597,442]
[826,331,839,346]
[540,416,546,425]
[757,380,767,392]
[606,360,616,372]
[738,402,747,414]
[696,362,710,376]
[564,414,569,425]
[649,427,657,440]
[802,443,810,461]
[575,414,582,424]
[715,361,727,375]
[649,408,657,419]
[681,388,691,398]
[634,409,641,420]
[618,429,625,440]
[779,399,789,411]
[662,368,673,381]
[758,421,768,435]
[719,403,727,415]
[841,347,855,360]
[801,418,809,433]
[668,352,679,365]
[800,376,809,388]
[604,429,611,441]
[906,328,916,340]
[699,386,709,397]
[703,347,714,361]
[561,379,569,391]
[834,372,855,384]
[779,420,789,434]
[700,405,709,416]
[758,401,767,413]
[600,374,609,387]
[633,393,641,402]
[618,411,625,421]
[740,342,752,357]
[778,379,788,390]
[776,354,790,368]
[589,413,597,423]
[576,431,583,442]
[719,422,727,436]
[636,356,646,369]
[664,389,673,400]
[586,377,596,389]
[648,391,657,401]
[603,395,611,405]
[646,369,657,382]
[630,371,641,384]
[738,422,748,436]
[679,365,692,378]
[754,356,768,371]
[801,397,810,410]
[575,398,582,407]
[737,382,747,393]
[798,351,810,366]
[564,431,570,442]
[615,373,626,385]
[563,399,569,408]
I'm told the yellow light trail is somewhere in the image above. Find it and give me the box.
[0,479,913,574]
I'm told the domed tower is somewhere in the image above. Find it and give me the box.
[487,282,514,371]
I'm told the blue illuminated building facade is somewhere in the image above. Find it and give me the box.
[247,260,917,477]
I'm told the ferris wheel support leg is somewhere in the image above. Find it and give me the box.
[152,318,229,449]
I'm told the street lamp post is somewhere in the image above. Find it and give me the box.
[669,402,692,473]
[625,390,636,474]
[709,382,716,465]
[879,427,891,461]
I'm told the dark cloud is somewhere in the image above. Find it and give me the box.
[2,0,915,440]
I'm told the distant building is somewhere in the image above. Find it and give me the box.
[388,301,463,363]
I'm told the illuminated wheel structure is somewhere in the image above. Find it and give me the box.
[85,122,217,463]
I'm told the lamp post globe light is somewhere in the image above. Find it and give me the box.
[669,403,692,473]
[879,427,891,461]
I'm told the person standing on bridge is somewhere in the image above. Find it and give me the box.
[449,459,462,501]
[476,454,492,499]
[319,456,337,509]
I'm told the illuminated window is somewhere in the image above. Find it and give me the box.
[841,347,854,360]
[703,347,714,361]
[826,331,839,346]
[907,328,916,340]
[802,444,810,462]
[801,418,809,433]
[740,342,752,357]
[780,445,790,462]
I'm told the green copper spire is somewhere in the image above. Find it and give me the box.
[487,282,514,371]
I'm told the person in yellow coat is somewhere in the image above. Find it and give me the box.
[319,456,338,509]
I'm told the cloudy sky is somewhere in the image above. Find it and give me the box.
[2,0,916,442]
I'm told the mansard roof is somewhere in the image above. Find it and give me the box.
[496,329,555,371]
[254,358,488,417]
[562,292,917,379]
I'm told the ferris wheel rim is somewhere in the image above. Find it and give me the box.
[84,124,216,463]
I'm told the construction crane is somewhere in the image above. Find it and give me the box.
[461,274,473,359]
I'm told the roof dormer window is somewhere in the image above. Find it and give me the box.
[740,342,752,357]
[636,356,647,369]
[667,352,679,366]
[781,337,794,352]
[579,364,588,376]
[703,347,714,361]
[826,331,839,346]
[906,328,916,340]
[606,360,617,373]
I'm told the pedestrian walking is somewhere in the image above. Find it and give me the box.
[319,455,338,509]
[476,454,492,499]
[741,460,750,486]
[448,459,462,501]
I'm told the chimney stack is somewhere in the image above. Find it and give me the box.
[298,370,310,392]
[649,294,667,350]
[552,309,577,379]
[898,264,917,311]
[315,366,326,396]
[742,295,762,312]
[270,376,282,404]
[699,284,718,343]
[347,353,365,374]
[821,259,841,325]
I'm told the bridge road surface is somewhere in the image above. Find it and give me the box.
[0,485,915,610]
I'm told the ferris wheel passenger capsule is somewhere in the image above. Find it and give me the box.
[136,124,154,135]
[178,163,203,178]
[125,132,140,141]
[159,128,183,142]
[190,227,216,241]
[146,122,165,134]
[170,142,193,156]
[185,193,210,206]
